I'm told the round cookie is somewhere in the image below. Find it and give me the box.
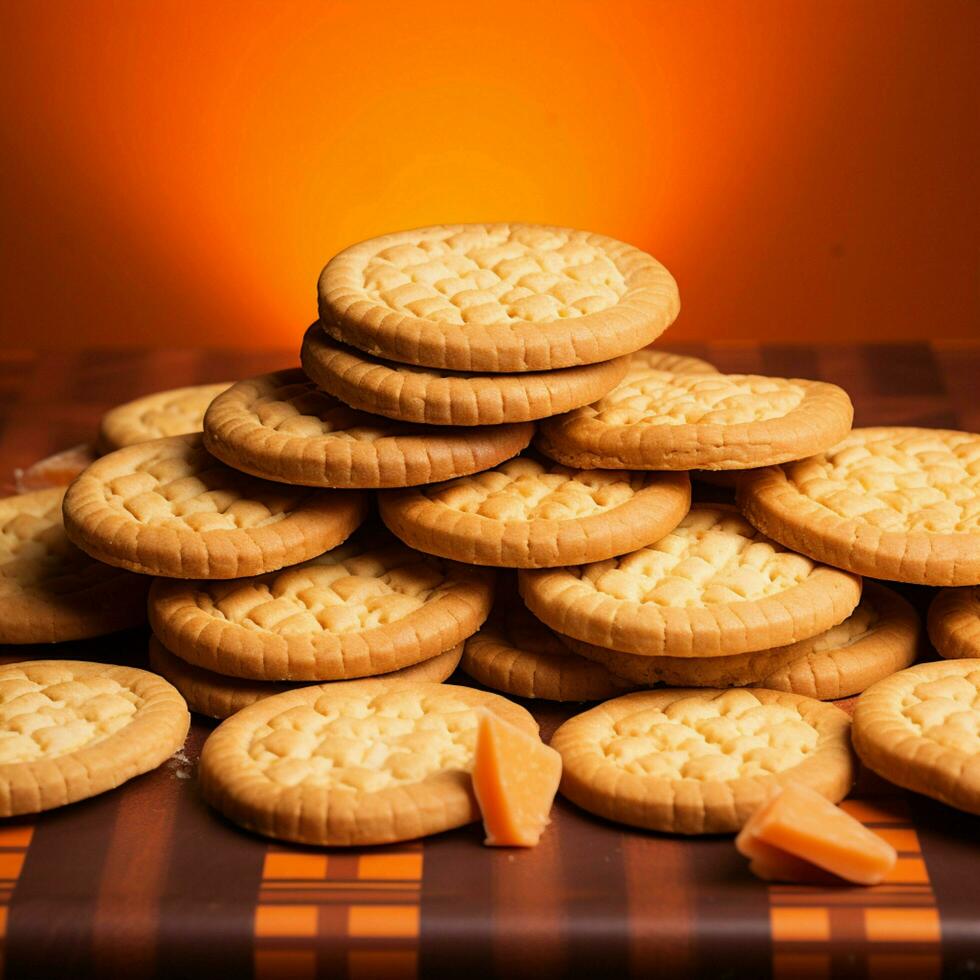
[63,434,367,579]
[929,587,980,659]
[318,223,679,373]
[563,634,807,689]
[628,348,717,375]
[852,659,980,816]
[537,372,853,471]
[757,582,920,700]
[0,660,190,816]
[148,635,463,720]
[0,488,148,643]
[519,504,861,657]
[738,427,980,586]
[98,382,230,453]
[462,600,631,701]
[199,680,538,845]
[379,456,691,568]
[301,325,630,427]
[203,367,533,487]
[148,532,494,681]
[551,688,853,834]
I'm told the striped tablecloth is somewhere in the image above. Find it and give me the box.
[0,343,977,979]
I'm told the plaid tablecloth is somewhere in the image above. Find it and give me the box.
[0,342,977,979]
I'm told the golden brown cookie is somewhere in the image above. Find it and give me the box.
[562,634,806,688]
[15,444,97,492]
[519,504,861,657]
[757,582,920,700]
[203,367,533,487]
[148,635,463,720]
[738,427,980,586]
[928,587,980,660]
[537,372,853,470]
[97,383,230,453]
[63,434,367,579]
[148,532,494,681]
[852,659,980,815]
[379,456,691,568]
[0,660,190,816]
[318,223,679,372]
[0,488,148,643]
[301,325,630,426]
[628,348,717,375]
[199,680,538,845]
[551,688,854,834]
[462,600,631,701]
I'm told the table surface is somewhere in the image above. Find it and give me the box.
[0,342,978,980]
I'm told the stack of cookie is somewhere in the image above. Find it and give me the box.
[2,220,979,847]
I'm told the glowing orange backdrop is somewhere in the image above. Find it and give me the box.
[0,1,976,348]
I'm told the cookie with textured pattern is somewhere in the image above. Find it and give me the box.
[199,680,538,845]
[380,455,690,568]
[318,223,679,372]
[519,504,861,657]
[757,582,919,699]
[928,587,980,660]
[0,488,149,643]
[462,599,631,701]
[148,635,463,720]
[203,368,533,487]
[149,531,494,681]
[739,427,980,586]
[852,659,980,815]
[63,434,367,579]
[551,688,853,834]
[537,372,853,470]
[0,660,189,816]
[98,383,230,453]
[563,634,806,688]
[628,348,717,375]
[301,325,630,427]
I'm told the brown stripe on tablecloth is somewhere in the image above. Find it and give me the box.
[0,822,34,979]
[419,825,494,979]
[153,722,266,980]
[702,343,766,376]
[253,842,423,979]
[759,345,821,381]
[4,780,129,977]
[862,344,947,399]
[622,834,695,977]
[932,342,980,432]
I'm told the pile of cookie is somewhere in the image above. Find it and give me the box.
[1,224,979,872]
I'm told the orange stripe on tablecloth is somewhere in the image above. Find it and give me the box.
[0,821,33,980]
[263,853,329,880]
[347,905,419,940]
[255,905,319,939]
[864,908,941,944]
[358,854,422,881]
[770,908,831,943]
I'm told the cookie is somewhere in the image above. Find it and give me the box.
[462,599,631,701]
[738,427,980,586]
[148,531,494,681]
[537,372,853,470]
[757,582,920,699]
[199,680,538,845]
[0,488,148,643]
[318,223,679,372]
[928,587,980,660]
[379,456,691,568]
[301,325,630,427]
[852,659,980,816]
[519,504,861,656]
[628,348,717,375]
[148,635,463,720]
[97,383,230,453]
[551,688,853,834]
[0,660,190,816]
[15,444,97,492]
[203,367,533,487]
[563,634,807,688]
[63,434,367,579]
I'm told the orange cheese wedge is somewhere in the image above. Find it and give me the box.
[736,783,897,886]
[472,710,562,847]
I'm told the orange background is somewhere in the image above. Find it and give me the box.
[0,0,976,349]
